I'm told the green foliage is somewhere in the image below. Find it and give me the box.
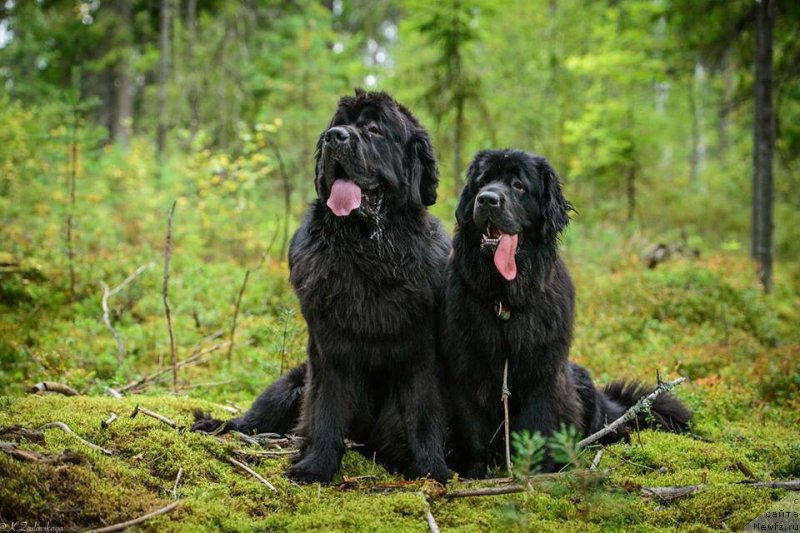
[511,430,546,478]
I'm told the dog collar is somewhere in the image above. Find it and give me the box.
[494,300,512,320]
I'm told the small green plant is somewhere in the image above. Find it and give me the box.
[549,424,587,469]
[511,424,587,478]
[511,430,547,478]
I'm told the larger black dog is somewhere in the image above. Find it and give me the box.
[194,90,451,484]
[441,149,691,477]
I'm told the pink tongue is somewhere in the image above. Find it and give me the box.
[327,180,362,217]
[494,233,519,281]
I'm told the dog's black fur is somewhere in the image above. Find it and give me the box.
[193,90,451,484]
[441,149,692,478]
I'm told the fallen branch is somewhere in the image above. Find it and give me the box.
[0,426,44,443]
[640,479,800,502]
[417,492,440,533]
[228,457,278,493]
[501,358,512,475]
[39,421,113,456]
[130,405,177,429]
[162,200,177,393]
[578,376,687,447]
[1,441,84,464]
[444,469,608,500]
[446,485,527,499]
[175,380,232,391]
[86,500,180,533]
[171,467,183,499]
[100,413,118,430]
[30,381,78,396]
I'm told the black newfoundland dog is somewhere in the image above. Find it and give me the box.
[441,149,692,478]
[194,90,451,484]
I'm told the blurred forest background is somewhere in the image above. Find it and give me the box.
[1,1,800,531]
[1,0,799,408]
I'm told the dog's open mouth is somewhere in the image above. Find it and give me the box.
[326,160,382,218]
[481,221,521,281]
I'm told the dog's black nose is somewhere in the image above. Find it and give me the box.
[324,126,350,144]
[476,190,502,208]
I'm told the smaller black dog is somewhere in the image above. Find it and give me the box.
[441,149,691,478]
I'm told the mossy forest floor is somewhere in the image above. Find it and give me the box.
[2,233,799,532]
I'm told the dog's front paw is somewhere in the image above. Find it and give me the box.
[191,410,230,434]
[285,458,335,484]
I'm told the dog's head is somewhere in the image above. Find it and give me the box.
[315,89,438,221]
[455,149,571,281]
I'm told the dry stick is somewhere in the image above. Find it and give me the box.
[446,485,527,499]
[227,251,267,363]
[501,358,512,475]
[100,413,117,430]
[590,449,604,471]
[131,405,177,429]
[162,200,178,392]
[228,457,278,493]
[578,376,687,448]
[100,261,155,369]
[639,480,800,502]
[39,421,113,456]
[85,501,180,533]
[171,467,183,499]
[30,381,78,396]
[417,492,441,533]
[175,380,232,391]
[100,282,126,368]
[65,97,78,301]
[120,340,231,394]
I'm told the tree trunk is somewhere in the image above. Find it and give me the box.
[157,0,171,158]
[689,59,706,190]
[717,47,734,164]
[113,0,133,148]
[453,95,464,197]
[626,163,636,222]
[752,0,775,293]
[186,0,198,142]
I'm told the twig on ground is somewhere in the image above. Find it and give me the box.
[225,400,243,414]
[228,457,278,493]
[85,501,180,533]
[0,426,45,442]
[171,467,183,499]
[578,376,687,447]
[417,492,440,533]
[100,413,117,429]
[444,469,608,499]
[590,449,604,470]
[39,421,113,455]
[641,479,800,502]
[1,441,85,464]
[501,358,512,475]
[30,381,79,396]
[162,200,178,392]
[106,387,123,398]
[130,405,178,429]
[736,461,757,480]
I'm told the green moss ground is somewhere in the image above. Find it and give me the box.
[2,241,799,531]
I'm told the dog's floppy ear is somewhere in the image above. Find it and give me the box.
[409,128,439,207]
[313,128,327,199]
[537,157,570,238]
[455,153,484,224]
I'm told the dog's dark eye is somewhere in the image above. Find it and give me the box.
[512,180,525,192]
[367,125,381,135]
